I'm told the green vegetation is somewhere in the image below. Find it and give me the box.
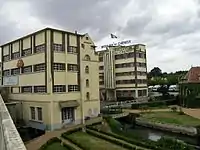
[140,111,200,126]
[44,142,67,150]
[91,117,195,150]
[131,99,176,109]
[39,137,75,150]
[63,131,128,150]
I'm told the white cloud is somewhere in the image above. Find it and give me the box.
[0,0,200,73]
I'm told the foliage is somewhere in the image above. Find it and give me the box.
[157,137,194,150]
[90,118,195,150]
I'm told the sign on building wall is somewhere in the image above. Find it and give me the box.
[114,46,135,55]
[3,76,19,86]
[101,40,132,49]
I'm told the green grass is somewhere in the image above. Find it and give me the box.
[140,111,200,126]
[45,142,68,150]
[68,131,127,150]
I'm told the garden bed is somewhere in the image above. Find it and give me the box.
[140,111,200,126]
[64,131,128,150]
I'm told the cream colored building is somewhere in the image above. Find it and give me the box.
[99,44,148,101]
[0,27,100,131]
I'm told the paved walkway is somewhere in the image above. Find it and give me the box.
[25,117,102,150]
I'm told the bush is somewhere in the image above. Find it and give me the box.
[39,137,61,150]
[86,129,138,150]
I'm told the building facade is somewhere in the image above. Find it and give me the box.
[0,27,100,131]
[99,44,148,101]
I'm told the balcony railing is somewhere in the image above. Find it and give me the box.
[0,95,26,150]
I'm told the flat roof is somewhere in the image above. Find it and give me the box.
[0,27,84,47]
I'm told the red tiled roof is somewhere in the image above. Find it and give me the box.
[184,67,200,83]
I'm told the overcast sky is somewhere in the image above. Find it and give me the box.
[0,0,200,73]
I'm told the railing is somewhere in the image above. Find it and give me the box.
[0,95,26,150]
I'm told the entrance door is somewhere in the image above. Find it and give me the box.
[61,107,74,124]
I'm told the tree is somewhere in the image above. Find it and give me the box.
[149,67,162,77]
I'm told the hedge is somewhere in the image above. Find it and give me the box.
[39,137,76,150]
[87,126,165,150]
[86,129,138,150]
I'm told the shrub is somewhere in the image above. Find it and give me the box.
[39,137,61,150]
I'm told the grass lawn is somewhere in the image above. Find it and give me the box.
[45,142,68,150]
[140,111,200,126]
[68,132,127,150]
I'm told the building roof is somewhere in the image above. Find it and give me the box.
[0,27,84,47]
[182,67,200,83]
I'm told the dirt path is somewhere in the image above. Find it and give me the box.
[183,108,200,120]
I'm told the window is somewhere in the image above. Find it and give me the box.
[86,92,90,100]
[53,63,66,71]
[53,44,64,52]
[86,37,89,40]
[3,55,10,62]
[99,81,104,85]
[68,85,79,92]
[81,44,85,49]
[85,66,89,73]
[116,79,135,84]
[67,64,78,72]
[22,66,32,73]
[34,44,45,53]
[84,55,91,61]
[34,63,45,72]
[11,68,20,75]
[86,79,89,87]
[99,66,104,70]
[30,107,35,120]
[68,46,77,53]
[11,52,20,59]
[99,57,103,62]
[3,70,10,76]
[22,86,32,93]
[34,86,46,93]
[53,85,66,93]
[22,48,32,57]
[37,107,42,121]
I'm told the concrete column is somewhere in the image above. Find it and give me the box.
[135,89,138,98]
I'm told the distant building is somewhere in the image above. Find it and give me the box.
[179,66,200,108]
[0,27,100,131]
[98,44,148,101]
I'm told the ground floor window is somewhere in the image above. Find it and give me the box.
[61,107,74,123]
[138,89,147,97]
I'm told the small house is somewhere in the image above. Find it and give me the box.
[179,67,200,108]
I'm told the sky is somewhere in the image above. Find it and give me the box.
[0,0,200,73]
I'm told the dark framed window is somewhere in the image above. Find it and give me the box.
[11,68,20,75]
[81,44,85,49]
[53,85,66,93]
[22,48,32,57]
[34,44,45,53]
[68,85,79,92]
[30,107,35,120]
[21,86,32,93]
[22,66,32,73]
[11,52,20,59]
[99,66,104,70]
[53,44,64,52]
[86,79,89,87]
[85,66,89,74]
[84,55,91,61]
[86,92,90,100]
[53,63,66,71]
[68,46,77,53]
[3,55,10,62]
[34,63,45,72]
[67,64,78,72]
[3,70,10,76]
[37,107,43,121]
[34,86,46,93]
